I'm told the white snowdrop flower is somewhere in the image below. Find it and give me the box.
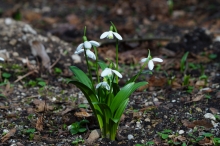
[140,57,163,70]
[100,31,122,40]
[101,68,122,78]
[96,82,110,90]
[86,50,96,60]
[0,57,4,61]
[74,40,99,60]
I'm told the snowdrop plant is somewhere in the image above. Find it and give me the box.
[68,24,162,141]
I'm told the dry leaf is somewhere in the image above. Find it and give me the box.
[209,107,219,114]
[33,99,54,112]
[181,119,195,128]
[36,116,44,131]
[74,111,92,118]
[193,119,213,129]
[2,82,13,97]
[61,107,75,115]
[198,137,213,146]
[1,128,16,142]
[174,135,186,142]
[186,94,204,103]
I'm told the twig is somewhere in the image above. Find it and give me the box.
[49,55,61,69]
[14,70,38,83]
[99,36,172,46]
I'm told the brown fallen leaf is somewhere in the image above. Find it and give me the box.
[181,119,195,128]
[2,82,13,97]
[193,119,213,129]
[1,128,16,143]
[209,107,219,114]
[185,94,204,103]
[36,116,44,131]
[174,135,186,142]
[33,99,54,112]
[61,107,75,115]
[74,111,92,118]
[198,137,213,146]
[182,119,213,129]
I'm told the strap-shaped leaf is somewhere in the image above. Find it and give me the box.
[112,83,120,96]
[69,66,93,89]
[68,80,99,112]
[94,103,112,123]
[110,82,147,113]
[111,98,129,123]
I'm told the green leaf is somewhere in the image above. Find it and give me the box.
[38,81,46,87]
[180,52,189,73]
[111,98,129,123]
[161,133,169,139]
[112,83,120,96]
[78,127,87,133]
[79,119,89,125]
[70,128,79,135]
[94,103,112,120]
[68,80,101,115]
[110,82,147,113]
[69,66,92,89]
[98,61,107,70]
[2,72,11,79]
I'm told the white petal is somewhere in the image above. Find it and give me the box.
[107,31,114,39]
[148,60,154,70]
[102,82,110,90]
[112,70,122,78]
[0,57,4,61]
[113,32,122,40]
[75,43,83,52]
[152,58,163,62]
[84,41,92,49]
[101,68,112,77]
[89,41,100,47]
[140,58,148,63]
[96,82,102,89]
[86,50,96,60]
[100,32,109,39]
[75,48,84,54]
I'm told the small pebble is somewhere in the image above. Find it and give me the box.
[172,100,176,102]
[204,113,216,121]
[9,39,17,46]
[178,130,184,135]
[153,98,158,102]
[5,18,12,25]
[127,134,134,140]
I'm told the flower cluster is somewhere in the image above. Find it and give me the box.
[71,23,163,141]
[74,40,100,60]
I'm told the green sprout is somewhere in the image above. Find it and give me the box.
[54,67,62,74]
[72,138,84,145]
[69,119,89,135]
[183,74,190,86]
[25,128,35,140]
[180,52,189,73]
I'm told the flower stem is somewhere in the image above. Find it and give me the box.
[83,50,95,91]
[93,46,100,83]
[133,60,149,82]
[115,39,119,83]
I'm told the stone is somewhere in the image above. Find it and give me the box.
[127,134,134,140]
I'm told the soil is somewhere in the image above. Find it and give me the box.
[0,0,220,146]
